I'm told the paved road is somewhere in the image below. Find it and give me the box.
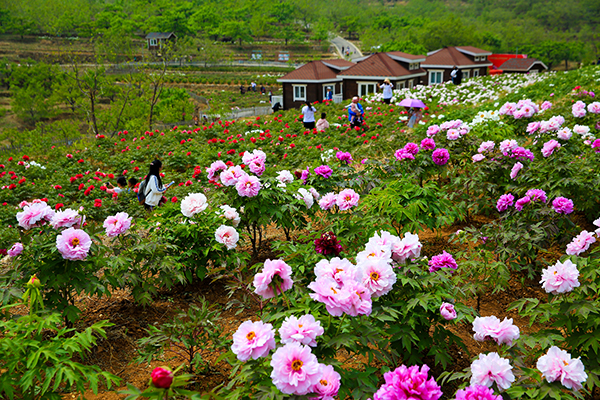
[330,36,363,61]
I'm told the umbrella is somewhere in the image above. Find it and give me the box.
[399,98,426,108]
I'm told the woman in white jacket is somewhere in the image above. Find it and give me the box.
[143,159,172,210]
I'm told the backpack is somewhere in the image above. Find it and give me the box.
[137,179,150,205]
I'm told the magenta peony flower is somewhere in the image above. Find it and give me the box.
[541,139,561,157]
[552,197,574,214]
[270,342,321,395]
[473,316,520,346]
[540,259,580,294]
[215,225,239,250]
[336,151,353,164]
[314,231,343,256]
[50,208,84,229]
[220,165,245,186]
[566,231,596,256]
[428,251,458,273]
[318,192,338,211]
[496,193,515,212]
[56,228,92,261]
[510,162,523,180]
[432,148,450,165]
[470,352,515,390]
[7,242,23,257]
[231,320,276,361]
[16,202,55,230]
[310,364,341,400]
[253,259,293,299]
[235,174,262,197]
[370,364,442,400]
[180,193,208,217]
[314,165,333,178]
[440,302,457,321]
[395,148,415,161]
[420,138,436,150]
[426,124,440,137]
[513,196,531,212]
[279,314,324,347]
[336,189,360,211]
[359,258,397,298]
[526,189,547,203]
[404,142,420,155]
[537,346,588,391]
[103,212,132,237]
[478,141,495,153]
[151,366,173,389]
[455,385,502,400]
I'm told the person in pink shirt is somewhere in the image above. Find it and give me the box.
[316,112,329,131]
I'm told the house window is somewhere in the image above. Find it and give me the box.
[474,56,480,62]
[473,69,480,77]
[480,56,486,61]
[463,70,470,79]
[408,63,418,70]
[399,81,405,89]
[358,82,376,97]
[408,80,414,89]
[149,38,157,46]
[429,70,443,84]
[293,85,306,101]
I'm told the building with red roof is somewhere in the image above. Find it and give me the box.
[422,46,492,84]
[498,58,548,74]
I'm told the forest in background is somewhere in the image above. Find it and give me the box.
[0,0,599,67]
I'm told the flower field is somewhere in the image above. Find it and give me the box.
[1,66,600,400]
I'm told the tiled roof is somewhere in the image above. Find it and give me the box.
[321,59,355,68]
[338,53,425,78]
[387,51,426,62]
[145,32,176,39]
[278,60,349,81]
[456,46,492,56]
[423,47,491,67]
[499,58,548,71]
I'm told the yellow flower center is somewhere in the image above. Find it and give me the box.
[563,360,569,366]
[320,379,328,386]
[71,237,80,246]
[298,324,303,328]
[291,359,303,371]
[246,331,256,341]
[554,271,558,275]
[345,196,351,201]
[330,287,337,294]
[370,271,380,281]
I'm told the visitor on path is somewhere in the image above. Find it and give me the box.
[316,112,329,131]
[451,66,463,85]
[407,108,423,128]
[251,82,257,92]
[348,96,364,128]
[325,87,333,101]
[302,101,317,130]
[142,159,173,211]
[380,79,394,104]
[260,85,266,94]
[341,46,344,54]
[240,85,245,94]
[106,176,127,196]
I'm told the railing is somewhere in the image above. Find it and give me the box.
[226,106,273,120]
[333,94,344,104]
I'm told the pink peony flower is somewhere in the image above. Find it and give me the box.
[557,127,572,141]
[219,205,240,227]
[370,364,442,400]
[432,148,450,165]
[206,160,227,181]
[336,151,353,164]
[552,197,574,214]
[276,170,294,184]
[540,259,580,294]
[541,139,561,157]
[220,166,245,186]
[319,192,338,210]
[151,367,173,389]
[499,139,518,154]
[315,257,361,284]
[336,189,359,211]
[447,129,461,140]
[440,302,457,320]
[510,162,523,180]
[473,316,520,346]
[241,149,267,165]
[296,188,314,209]
[50,208,85,230]
[341,279,372,317]
[7,242,23,257]
[478,141,495,153]
[587,102,600,114]
[215,225,239,250]
[428,251,458,273]
[537,346,588,391]
[566,231,596,256]
[270,342,321,395]
[279,314,324,347]
[231,320,276,361]
[420,138,436,150]
[391,232,422,263]
[472,154,486,163]
[496,193,514,212]
[455,385,502,400]
[308,277,350,316]
[314,165,333,178]
[395,149,415,161]
[235,174,262,197]
[253,259,293,299]
[541,101,552,111]
[56,228,92,261]
[248,160,265,176]
[426,125,440,137]
[103,212,132,237]
[359,259,397,297]
[514,196,531,211]
[526,121,541,135]
[526,189,547,203]
[470,352,515,390]
[310,364,341,400]
[16,202,55,230]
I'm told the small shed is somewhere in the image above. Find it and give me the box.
[145,32,177,51]
[498,58,548,74]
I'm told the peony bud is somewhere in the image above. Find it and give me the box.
[151,366,173,389]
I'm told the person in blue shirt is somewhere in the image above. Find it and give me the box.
[325,87,333,101]
[348,96,364,128]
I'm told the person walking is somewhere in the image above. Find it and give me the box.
[380,78,394,104]
[302,101,317,129]
[407,108,423,128]
[451,66,458,84]
[142,159,173,211]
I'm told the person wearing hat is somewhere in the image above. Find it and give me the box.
[380,78,394,104]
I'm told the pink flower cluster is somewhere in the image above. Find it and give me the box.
[534,115,565,134]
[103,212,132,237]
[496,193,514,212]
[473,316,520,346]
[180,193,208,217]
[552,196,574,214]
[566,230,596,256]
[537,346,588,390]
[215,225,239,250]
[231,320,276,361]
[455,385,502,400]
[572,100,587,118]
[499,99,539,119]
[253,259,293,299]
[16,201,54,230]
[428,251,458,273]
[470,352,514,390]
[541,139,561,157]
[242,149,267,176]
[540,259,580,294]
[318,188,360,211]
[56,227,92,261]
[369,364,442,400]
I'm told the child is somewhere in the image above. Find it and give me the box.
[316,112,329,131]
[106,176,127,195]
[350,102,361,125]
[127,177,138,194]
